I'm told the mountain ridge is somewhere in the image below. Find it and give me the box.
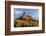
[14,12,39,27]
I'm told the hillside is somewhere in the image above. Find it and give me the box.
[14,12,39,27]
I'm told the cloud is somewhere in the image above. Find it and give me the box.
[14,10,24,18]
[32,12,39,20]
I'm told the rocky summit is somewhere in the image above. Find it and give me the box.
[14,12,39,27]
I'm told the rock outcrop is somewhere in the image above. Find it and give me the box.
[14,12,39,27]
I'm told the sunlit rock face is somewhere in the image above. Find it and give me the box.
[14,11,39,27]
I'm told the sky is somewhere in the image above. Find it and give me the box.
[14,8,39,20]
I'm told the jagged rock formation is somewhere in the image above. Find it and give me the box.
[14,12,39,27]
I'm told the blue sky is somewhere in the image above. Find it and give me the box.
[14,8,39,20]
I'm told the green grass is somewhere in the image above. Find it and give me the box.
[14,19,39,27]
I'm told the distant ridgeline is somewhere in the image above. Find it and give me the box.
[14,12,39,27]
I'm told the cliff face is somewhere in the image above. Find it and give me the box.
[16,12,33,20]
[14,12,39,27]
